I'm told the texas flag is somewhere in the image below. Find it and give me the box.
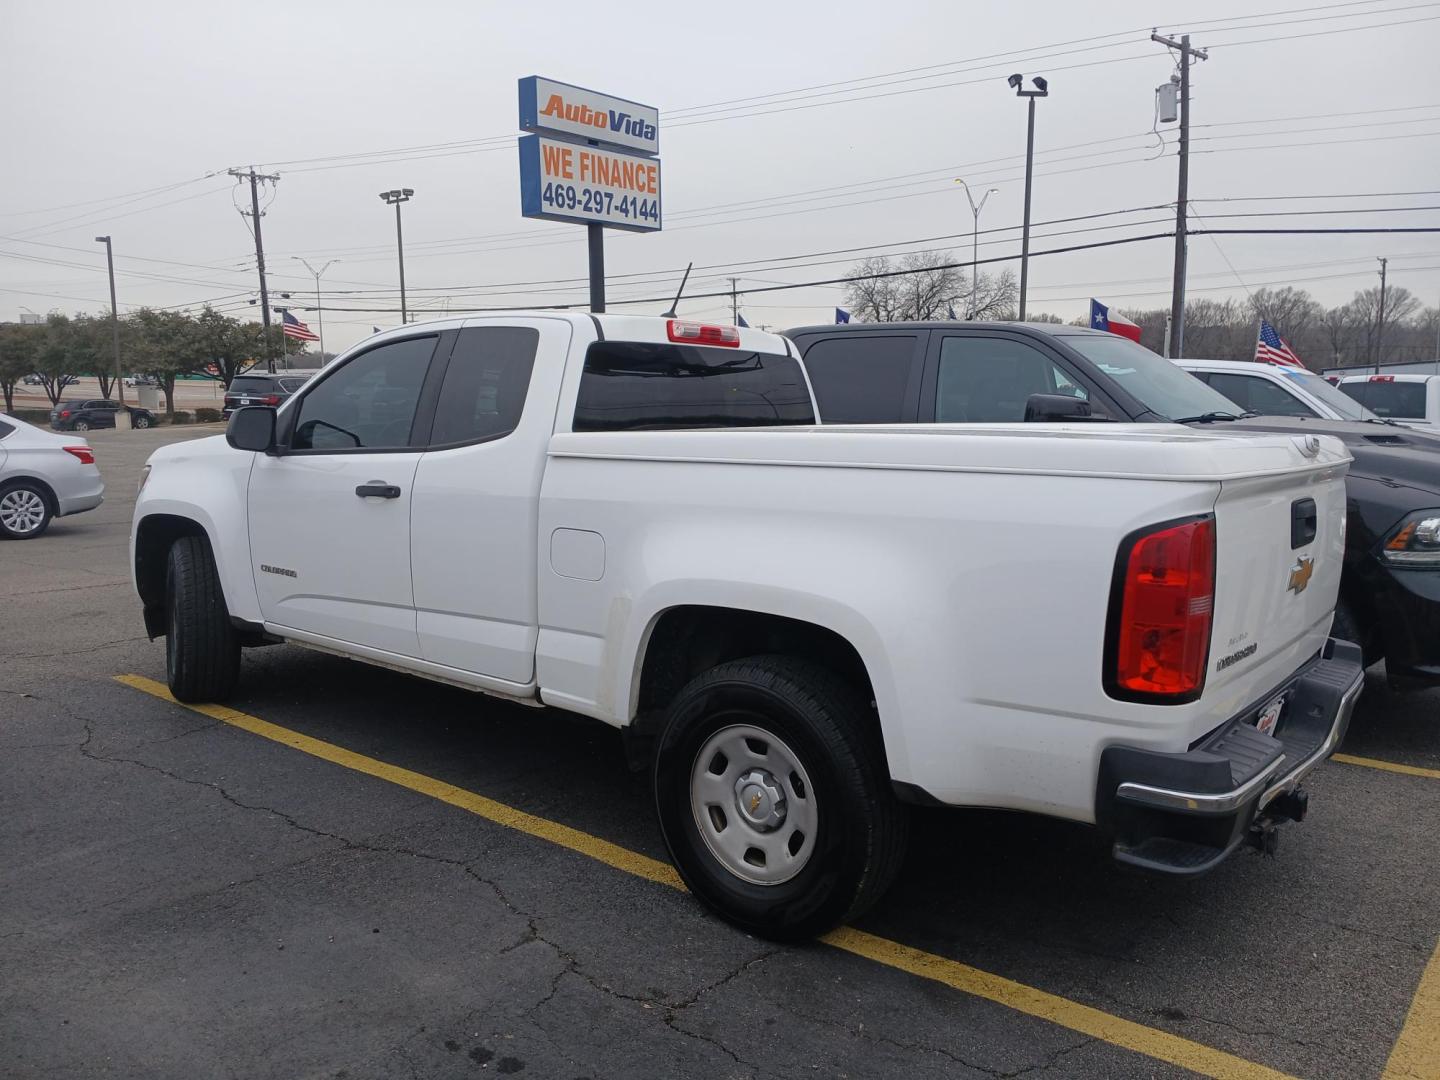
[1089,299,1142,343]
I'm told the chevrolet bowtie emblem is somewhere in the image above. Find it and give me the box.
[749,792,762,814]
[1288,556,1315,594]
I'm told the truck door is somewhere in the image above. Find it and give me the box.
[921,331,1117,422]
[408,318,569,690]
[247,333,441,658]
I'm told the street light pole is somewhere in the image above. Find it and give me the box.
[294,257,338,360]
[379,189,414,323]
[95,235,124,407]
[1007,74,1049,321]
[954,179,998,319]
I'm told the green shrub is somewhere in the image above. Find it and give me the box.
[7,407,53,424]
[171,412,194,425]
[194,407,222,423]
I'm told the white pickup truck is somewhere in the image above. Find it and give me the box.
[131,314,1364,938]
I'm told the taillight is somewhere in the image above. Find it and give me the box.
[1370,375,1395,382]
[1106,516,1215,702]
[667,319,741,347]
[60,410,71,418]
[62,445,95,465]
[262,394,280,405]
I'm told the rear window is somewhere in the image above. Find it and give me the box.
[1338,379,1428,419]
[0,419,14,439]
[573,342,814,432]
[229,376,275,394]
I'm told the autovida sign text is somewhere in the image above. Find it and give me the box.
[518,76,661,233]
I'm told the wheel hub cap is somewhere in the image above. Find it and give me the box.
[734,769,786,831]
[0,490,45,534]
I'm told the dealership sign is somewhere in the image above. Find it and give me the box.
[519,135,661,231]
[518,76,659,156]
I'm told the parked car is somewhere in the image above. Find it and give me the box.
[1337,373,1440,431]
[788,321,1440,687]
[1178,359,1387,423]
[0,412,104,539]
[132,314,1360,938]
[221,371,318,419]
[50,399,156,431]
[23,374,77,387]
[21,374,42,385]
[124,374,159,388]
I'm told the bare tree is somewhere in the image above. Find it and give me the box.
[844,251,1016,322]
[1351,285,1421,366]
[1248,287,1321,341]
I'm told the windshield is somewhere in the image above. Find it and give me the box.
[1283,370,1378,421]
[1061,334,1240,420]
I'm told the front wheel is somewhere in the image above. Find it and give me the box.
[653,655,908,941]
[165,535,241,703]
[132,414,152,429]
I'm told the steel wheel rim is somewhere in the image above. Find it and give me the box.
[0,489,47,534]
[690,722,818,886]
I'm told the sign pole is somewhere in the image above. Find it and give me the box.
[588,222,605,313]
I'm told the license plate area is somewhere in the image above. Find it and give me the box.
[1253,692,1287,738]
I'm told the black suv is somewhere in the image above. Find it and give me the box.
[789,321,1440,687]
[222,371,318,419]
[50,399,156,431]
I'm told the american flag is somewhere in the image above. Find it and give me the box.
[1255,319,1303,368]
[281,310,319,342]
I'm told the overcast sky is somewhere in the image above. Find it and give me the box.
[2,0,1437,355]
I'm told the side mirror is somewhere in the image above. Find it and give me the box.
[1024,393,1095,423]
[226,406,278,453]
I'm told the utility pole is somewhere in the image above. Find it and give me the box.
[294,257,337,361]
[1376,256,1389,374]
[1152,32,1208,358]
[379,189,414,323]
[94,235,124,408]
[729,277,739,323]
[1007,74,1048,321]
[229,167,281,373]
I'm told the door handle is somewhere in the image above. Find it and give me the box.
[355,481,401,499]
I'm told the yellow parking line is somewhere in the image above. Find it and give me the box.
[1383,939,1440,1080]
[1333,753,1440,781]
[117,673,1294,1080]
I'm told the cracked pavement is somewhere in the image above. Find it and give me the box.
[2,421,1437,1079]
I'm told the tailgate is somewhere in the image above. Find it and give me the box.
[1204,440,1349,711]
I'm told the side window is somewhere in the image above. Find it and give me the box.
[799,334,919,423]
[1207,374,1317,418]
[936,336,1088,422]
[291,336,436,451]
[574,342,813,431]
[429,327,539,446]
[0,419,14,439]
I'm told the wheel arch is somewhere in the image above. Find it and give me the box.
[133,514,214,638]
[0,474,60,515]
[626,603,898,776]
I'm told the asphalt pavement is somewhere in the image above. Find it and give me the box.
[1,422,1436,1080]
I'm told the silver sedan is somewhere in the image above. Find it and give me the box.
[0,413,104,539]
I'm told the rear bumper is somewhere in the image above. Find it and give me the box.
[1095,637,1365,875]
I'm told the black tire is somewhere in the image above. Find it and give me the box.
[165,535,241,703]
[0,480,54,540]
[73,420,90,431]
[1332,599,1374,669]
[653,654,908,941]
[132,414,152,429]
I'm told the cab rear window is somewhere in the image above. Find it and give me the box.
[573,342,814,432]
[1338,380,1427,419]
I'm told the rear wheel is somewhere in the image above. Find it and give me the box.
[132,413,152,429]
[165,535,241,702]
[653,655,907,941]
[73,420,90,431]
[0,481,53,539]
